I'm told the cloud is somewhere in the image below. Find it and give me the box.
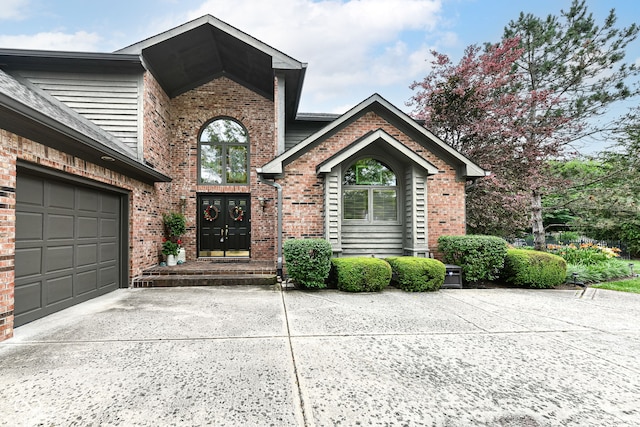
[183,0,444,112]
[0,0,29,20]
[0,0,446,113]
[0,31,102,51]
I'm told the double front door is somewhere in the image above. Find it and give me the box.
[198,194,250,257]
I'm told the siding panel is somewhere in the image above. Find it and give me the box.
[19,71,140,153]
[341,223,403,258]
[326,170,341,248]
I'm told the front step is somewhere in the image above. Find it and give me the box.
[132,261,278,288]
[132,274,278,288]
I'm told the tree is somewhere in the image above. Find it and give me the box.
[504,0,639,249]
[545,126,640,256]
[411,1,639,248]
[409,38,563,237]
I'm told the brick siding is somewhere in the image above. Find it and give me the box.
[169,76,277,261]
[279,111,466,252]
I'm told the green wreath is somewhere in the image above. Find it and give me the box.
[204,205,219,221]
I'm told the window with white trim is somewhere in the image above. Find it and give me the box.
[342,158,398,222]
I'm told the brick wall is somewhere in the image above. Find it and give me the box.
[0,70,180,341]
[0,125,169,341]
[279,111,466,251]
[169,76,277,261]
[139,71,173,266]
[0,130,16,340]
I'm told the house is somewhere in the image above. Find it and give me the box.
[0,15,485,340]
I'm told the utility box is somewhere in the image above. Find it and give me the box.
[442,264,462,289]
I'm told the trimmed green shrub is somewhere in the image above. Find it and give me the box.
[283,239,332,289]
[438,235,508,283]
[330,257,392,292]
[502,249,567,288]
[386,256,446,292]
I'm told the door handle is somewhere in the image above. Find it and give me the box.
[225,225,229,237]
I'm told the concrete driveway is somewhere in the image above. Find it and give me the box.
[1,286,639,426]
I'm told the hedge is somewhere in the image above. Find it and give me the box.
[385,257,445,292]
[283,239,332,289]
[437,235,508,283]
[502,249,567,288]
[330,257,392,292]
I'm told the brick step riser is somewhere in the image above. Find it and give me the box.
[133,275,277,288]
[141,271,275,276]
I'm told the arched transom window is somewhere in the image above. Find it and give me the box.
[343,158,398,222]
[199,118,249,185]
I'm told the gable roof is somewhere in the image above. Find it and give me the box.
[259,93,486,178]
[316,129,439,175]
[0,69,170,184]
[117,15,307,120]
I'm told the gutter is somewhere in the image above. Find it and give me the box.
[258,175,283,278]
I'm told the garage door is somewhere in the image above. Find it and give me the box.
[15,172,122,326]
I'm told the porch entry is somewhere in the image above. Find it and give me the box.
[198,194,250,257]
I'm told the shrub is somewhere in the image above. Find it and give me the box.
[567,259,632,284]
[283,239,332,289]
[163,212,186,238]
[385,257,446,292]
[437,235,508,283]
[161,238,179,256]
[502,249,567,288]
[330,258,392,292]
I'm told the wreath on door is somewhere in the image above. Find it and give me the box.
[230,206,244,222]
[203,205,219,221]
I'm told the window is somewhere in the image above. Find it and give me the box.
[343,158,397,222]
[199,118,249,185]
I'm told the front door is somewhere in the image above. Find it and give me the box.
[198,194,250,257]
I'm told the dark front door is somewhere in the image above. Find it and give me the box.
[198,194,250,257]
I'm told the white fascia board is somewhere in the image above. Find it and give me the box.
[317,129,439,175]
[370,95,486,178]
[260,96,384,174]
[262,93,486,178]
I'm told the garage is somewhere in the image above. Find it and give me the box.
[14,171,125,326]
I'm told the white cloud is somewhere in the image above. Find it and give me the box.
[183,0,444,112]
[0,0,29,20]
[0,0,446,113]
[0,31,102,51]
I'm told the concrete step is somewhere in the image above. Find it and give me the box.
[132,274,278,288]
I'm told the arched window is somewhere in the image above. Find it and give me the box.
[343,158,398,222]
[199,118,249,185]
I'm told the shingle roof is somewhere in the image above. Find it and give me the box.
[0,69,170,183]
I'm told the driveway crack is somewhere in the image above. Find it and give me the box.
[281,289,312,427]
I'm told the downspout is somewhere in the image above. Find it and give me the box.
[258,175,283,278]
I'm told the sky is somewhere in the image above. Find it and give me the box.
[1,0,639,152]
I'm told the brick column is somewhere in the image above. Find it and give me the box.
[0,130,17,341]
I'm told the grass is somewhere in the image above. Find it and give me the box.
[593,278,640,294]
[591,259,640,294]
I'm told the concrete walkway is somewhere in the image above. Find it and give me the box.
[1,286,639,426]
